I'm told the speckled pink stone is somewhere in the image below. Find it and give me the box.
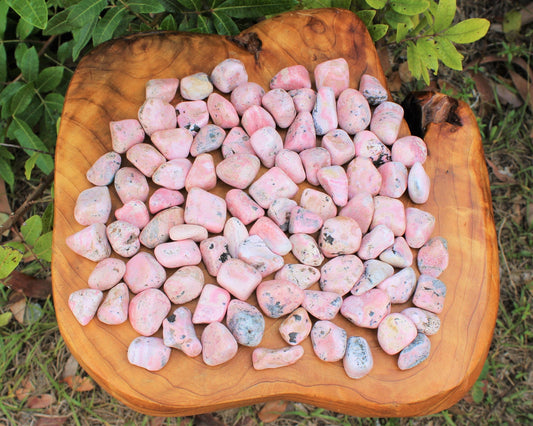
[199,236,232,277]
[262,89,296,128]
[314,58,349,97]
[226,189,265,225]
[391,136,427,167]
[190,124,226,156]
[193,284,230,324]
[371,195,406,237]
[231,82,265,115]
[217,258,262,301]
[339,191,374,234]
[114,167,149,204]
[279,307,312,345]
[317,165,349,207]
[408,162,431,204]
[149,189,184,215]
[185,153,217,191]
[216,154,259,189]
[221,127,254,158]
[379,236,413,268]
[169,224,208,242]
[207,92,240,128]
[210,58,248,93]
[267,197,298,231]
[226,300,265,347]
[66,223,111,262]
[300,188,337,221]
[145,78,179,102]
[351,259,394,296]
[275,264,320,290]
[238,235,284,277]
[179,73,213,100]
[249,216,292,256]
[377,267,417,304]
[353,130,391,165]
[412,274,447,314]
[154,240,201,269]
[163,307,202,357]
[313,87,338,136]
[86,152,121,186]
[126,143,166,177]
[359,74,388,105]
[115,200,150,229]
[275,149,306,184]
[68,288,103,326]
[256,279,304,318]
[163,265,204,304]
[249,167,298,209]
[344,336,373,379]
[128,288,170,336]
[176,100,209,134]
[378,161,408,198]
[311,320,347,362]
[224,217,249,258]
[74,186,111,226]
[319,216,362,258]
[88,258,126,291]
[252,346,304,370]
[290,233,324,267]
[152,159,192,190]
[370,101,404,145]
[302,290,342,320]
[300,147,331,186]
[123,251,166,294]
[405,207,435,249]
[249,126,283,168]
[202,322,239,366]
[377,313,417,355]
[289,88,316,113]
[337,88,371,134]
[341,289,391,329]
[398,333,431,370]
[241,105,276,136]
[127,337,171,371]
[320,255,364,295]
[97,282,129,325]
[151,128,193,160]
[270,65,311,90]
[139,206,184,248]
[289,206,323,234]
[358,224,395,260]
[138,98,177,136]
[401,307,441,335]
[110,119,145,154]
[284,111,316,152]
[346,156,382,197]
[184,187,226,233]
[417,237,449,277]
[106,220,140,258]
[321,129,355,166]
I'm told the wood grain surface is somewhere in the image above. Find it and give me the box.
[52,8,499,417]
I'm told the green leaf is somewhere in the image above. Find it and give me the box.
[0,2,9,38]
[212,11,239,35]
[124,0,165,13]
[384,9,414,28]
[433,0,455,33]
[0,246,23,279]
[434,35,463,70]
[43,9,76,35]
[417,37,438,72]
[396,22,409,42]
[159,14,177,31]
[16,16,34,39]
[93,6,128,45]
[442,18,490,43]
[35,66,64,92]
[0,82,23,114]
[158,0,182,12]
[196,14,210,33]
[34,231,53,262]
[11,117,54,174]
[10,82,35,115]
[406,41,422,79]
[20,46,39,83]
[42,201,54,233]
[216,0,297,18]
[356,10,376,27]
[72,17,98,61]
[0,156,14,189]
[15,43,29,67]
[390,0,429,16]
[471,381,484,404]
[174,0,202,10]
[7,0,48,29]
[24,302,43,324]
[24,153,39,180]
[0,44,6,84]
[331,0,350,7]
[21,215,42,246]
[365,0,387,9]
[368,23,389,41]
[57,40,74,64]
[503,10,521,34]
[68,0,107,28]
[0,312,12,327]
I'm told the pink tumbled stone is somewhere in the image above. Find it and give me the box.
[241,105,276,136]
[344,336,373,379]
[163,307,202,357]
[302,290,342,320]
[129,288,170,336]
[152,158,192,190]
[231,82,265,115]
[106,220,140,258]
[151,128,193,160]
[252,346,304,370]
[311,320,347,362]
[207,92,240,129]
[289,88,316,113]
[359,74,388,105]
[377,267,417,304]
[185,187,226,233]
[370,101,404,145]
[154,240,201,269]
[115,200,150,229]
[339,191,374,234]
[210,58,248,93]
[262,89,296,128]
[300,147,331,186]
[226,189,265,225]
[351,259,394,296]
[341,288,391,328]
[398,333,431,370]
[249,167,299,209]
[317,165,349,207]
[179,73,212,100]
[110,119,145,154]
[320,255,364,295]
[128,337,171,371]
[279,307,312,345]
[289,206,323,234]
[190,124,226,156]
[138,98,176,136]
[299,188,337,221]
[221,127,254,158]
[169,224,208,242]
[200,236,232,277]
[358,224,395,260]
[146,78,179,102]
[290,233,324,266]
[408,162,431,204]
[114,167,149,203]
[226,300,265,347]
[379,236,413,268]
[372,195,406,237]
[275,149,306,184]
[321,129,355,166]
[284,111,316,152]
[88,258,126,291]
[127,143,166,177]
[163,265,204,304]
[256,279,304,318]
[391,136,427,167]
[337,88,371,134]
[353,130,391,165]
[201,322,239,366]
[405,207,435,249]
[249,126,283,168]
[97,282,129,325]
[68,288,103,326]
[417,237,449,277]
[276,263,320,289]
[185,153,217,191]
[86,152,121,186]
[314,58,349,97]
[224,217,249,258]
[312,87,338,136]
[412,275,447,314]
[377,313,417,355]
[176,100,209,134]
[249,216,292,256]
[74,186,111,226]
[66,223,111,262]
[319,216,362,258]
[268,197,298,231]
[217,258,262,300]
[238,235,284,277]
[378,161,408,198]
[193,284,230,324]
[140,206,184,248]
[123,252,166,294]
[346,156,382,197]
[270,65,311,90]
[401,307,441,336]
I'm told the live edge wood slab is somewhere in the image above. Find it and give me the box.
[51,8,499,418]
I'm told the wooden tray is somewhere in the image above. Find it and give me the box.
[52,8,499,417]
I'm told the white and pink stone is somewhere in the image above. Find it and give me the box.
[115,200,150,229]
[88,258,126,291]
[154,240,201,269]
[123,251,166,294]
[408,162,431,204]
[210,58,248,93]
[336,88,371,134]
[412,275,447,314]
[370,101,404,145]
[185,187,226,233]
[152,158,192,190]
[317,165,349,207]
[176,101,209,134]
[216,153,260,189]
[377,313,417,355]
[226,189,265,225]
[97,282,129,325]
[110,119,145,154]
[252,346,304,370]
[207,92,240,129]
[279,307,312,345]
[379,236,413,268]
[321,129,355,166]
[231,82,265,115]
[378,161,408,198]
[338,191,374,234]
[140,206,184,248]
[398,333,431,370]
[217,258,262,301]
[343,336,373,379]
[302,290,342,321]
[353,130,391,165]
[149,189,185,214]
[256,279,304,318]
[193,284,230,324]
[284,111,316,152]
[299,188,337,221]
[320,254,364,295]
[180,72,213,100]
[270,65,311,90]
[391,135,427,167]
[376,267,417,304]
[145,78,179,102]
[163,307,202,357]
[290,233,324,266]
[312,86,338,136]
[248,167,299,209]
[351,259,394,296]
[151,128,193,160]
[127,337,171,371]
[221,127,254,158]
[249,216,292,256]
[249,126,283,168]
[341,289,391,329]
[238,235,284,277]
[314,58,349,97]
[346,156,382,197]
[163,265,204,304]
[68,288,103,326]
[275,264,320,290]
[86,152,121,186]
[74,186,111,226]
[289,88,316,113]
[66,223,111,262]
[275,149,306,184]
[359,74,388,105]
[169,224,208,242]
[401,307,441,336]
[262,88,296,128]
[405,207,435,249]
[241,105,276,136]
[268,197,298,231]
[357,224,395,260]
[226,300,265,347]
[224,217,249,258]
[300,147,331,186]
[199,236,232,277]
[417,237,449,278]
[311,320,347,362]
[138,98,177,136]
[289,206,323,234]
[371,195,406,237]
[126,143,166,177]
[184,153,217,191]
[190,124,226,156]
[319,216,362,258]
[106,220,140,258]
[201,322,239,366]
[129,288,170,336]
